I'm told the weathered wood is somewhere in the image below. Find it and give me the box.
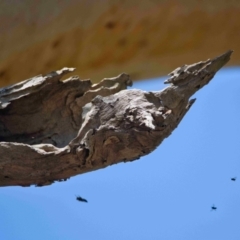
[0,50,232,187]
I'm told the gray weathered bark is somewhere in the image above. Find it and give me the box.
[0,50,232,187]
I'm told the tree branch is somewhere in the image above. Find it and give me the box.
[0,50,232,187]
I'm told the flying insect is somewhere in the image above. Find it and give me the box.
[76,195,88,203]
[211,205,217,211]
[231,177,237,181]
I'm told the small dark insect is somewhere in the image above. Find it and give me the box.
[231,177,237,181]
[76,195,88,203]
[211,205,217,211]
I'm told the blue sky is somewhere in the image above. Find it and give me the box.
[1,67,240,240]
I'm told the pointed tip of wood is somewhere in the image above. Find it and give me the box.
[206,50,233,73]
[216,49,233,63]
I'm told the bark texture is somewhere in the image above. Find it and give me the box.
[0,50,232,187]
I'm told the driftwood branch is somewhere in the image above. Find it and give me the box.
[0,50,232,187]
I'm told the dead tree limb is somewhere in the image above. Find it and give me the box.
[0,50,232,187]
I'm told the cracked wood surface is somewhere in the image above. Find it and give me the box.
[0,50,232,187]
